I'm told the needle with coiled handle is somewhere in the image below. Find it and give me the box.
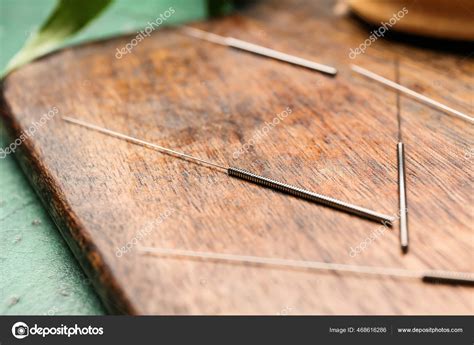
[63,116,394,225]
[139,246,474,287]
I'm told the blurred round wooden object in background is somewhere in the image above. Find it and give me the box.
[349,0,474,40]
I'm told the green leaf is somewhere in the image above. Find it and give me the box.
[207,0,235,17]
[3,0,113,77]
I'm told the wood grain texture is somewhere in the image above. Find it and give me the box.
[1,0,472,314]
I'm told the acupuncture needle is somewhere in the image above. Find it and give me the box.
[351,64,474,124]
[63,116,394,224]
[181,26,337,76]
[138,246,474,287]
[395,59,409,253]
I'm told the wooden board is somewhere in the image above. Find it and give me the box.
[1,0,472,314]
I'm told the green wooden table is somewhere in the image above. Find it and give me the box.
[0,0,210,315]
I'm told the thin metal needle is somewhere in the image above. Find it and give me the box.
[138,246,474,286]
[395,60,409,253]
[397,144,408,252]
[62,116,228,172]
[63,116,394,224]
[182,26,337,76]
[351,64,474,124]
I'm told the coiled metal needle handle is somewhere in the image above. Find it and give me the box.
[228,167,394,225]
[62,117,394,225]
